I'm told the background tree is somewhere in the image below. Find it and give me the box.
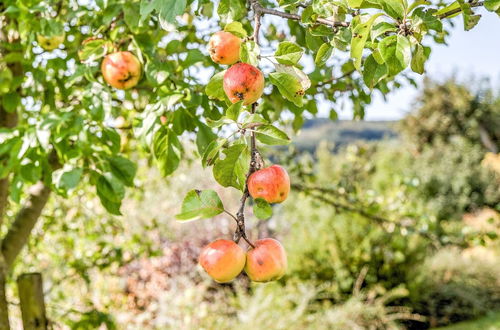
[400,78,500,153]
[1,0,500,328]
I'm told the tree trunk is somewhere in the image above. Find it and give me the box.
[17,273,48,330]
[1,182,52,269]
[0,254,9,330]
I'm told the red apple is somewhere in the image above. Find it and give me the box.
[245,238,287,282]
[248,165,290,204]
[199,239,246,283]
[101,51,141,90]
[223,63,264,105]
[208,31,241,65]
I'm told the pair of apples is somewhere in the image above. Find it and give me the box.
[200,165,290,283]
[208,31,265,105]
[99,30,265,109]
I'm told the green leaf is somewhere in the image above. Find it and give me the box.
[0,68,13,94]
[78,39,112,63]
[253,198,273,220]
[205,71,226,101]
[240,41,260,66]
[457,0,482,31]
[196,123,217,156]
[351,13,384,70]
[363,54,388,89]
[274,42,304,65]
[371,22,398,39]
[218,0,247,21]
[410,43,429,74]
[183,49,204,67]
[255,125,291,145]
[96,173,125,215]
[158,0,187,26]
[2,93,21,113]
[408,0,431,13]
[269,68,309,107]
[213,143,249,191]
[315,43,334,67]
[485,0,500,12]
[242,113,269,128]
[202,138,227,167]
[176,189,225,221]
[435,2,460,17]
[109,156,137,187]
[226,101,243,121]
[153,128,182,176]
[377,0,406,19]
[206,117,234,128]
[348,0,366,7]
[378,35,411,76]
[19,163,42,184]
[53,166,83,193]
[412,8,443,32]
[224,22,248,38]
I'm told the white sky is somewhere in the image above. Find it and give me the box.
[357,10,500,120]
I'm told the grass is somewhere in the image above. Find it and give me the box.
[433,311,500,330]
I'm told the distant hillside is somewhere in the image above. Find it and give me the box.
[293,119,398,152]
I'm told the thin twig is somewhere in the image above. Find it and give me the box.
[255,2,349,28]
[224,209,238,222]
[315,69,356,87]
[437,1,484,19]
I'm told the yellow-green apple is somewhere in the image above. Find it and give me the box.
[208,31,241,65]
[101,51,141,90]
[248,165,290,203]
[199,239,246,283]
[245,238,287,282]
[223,63,264,105]
[37,33,65,51]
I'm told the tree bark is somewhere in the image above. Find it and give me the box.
[1,182,52,269]
[0,254,9,330]
[17,273,48,330]
[0,110,18,228]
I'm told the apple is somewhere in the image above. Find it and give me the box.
[101,51,142,90]
[245,238,287,282]
[208,31,241,65]
[37,33,65,51]
[223,63,264,105]
[248,165,290,204]
[160,115,167,125]
[198,239,246,283]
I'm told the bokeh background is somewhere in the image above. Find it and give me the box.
[5,4,500,330]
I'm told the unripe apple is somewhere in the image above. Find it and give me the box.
[114,116,127,129]
[208,31,241,65]
[223,63,264,105]
[199,239,246,283]
[101,51,142,90]
[245,238,287,282]
[248,165,290,204]
[37,33,65,51]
